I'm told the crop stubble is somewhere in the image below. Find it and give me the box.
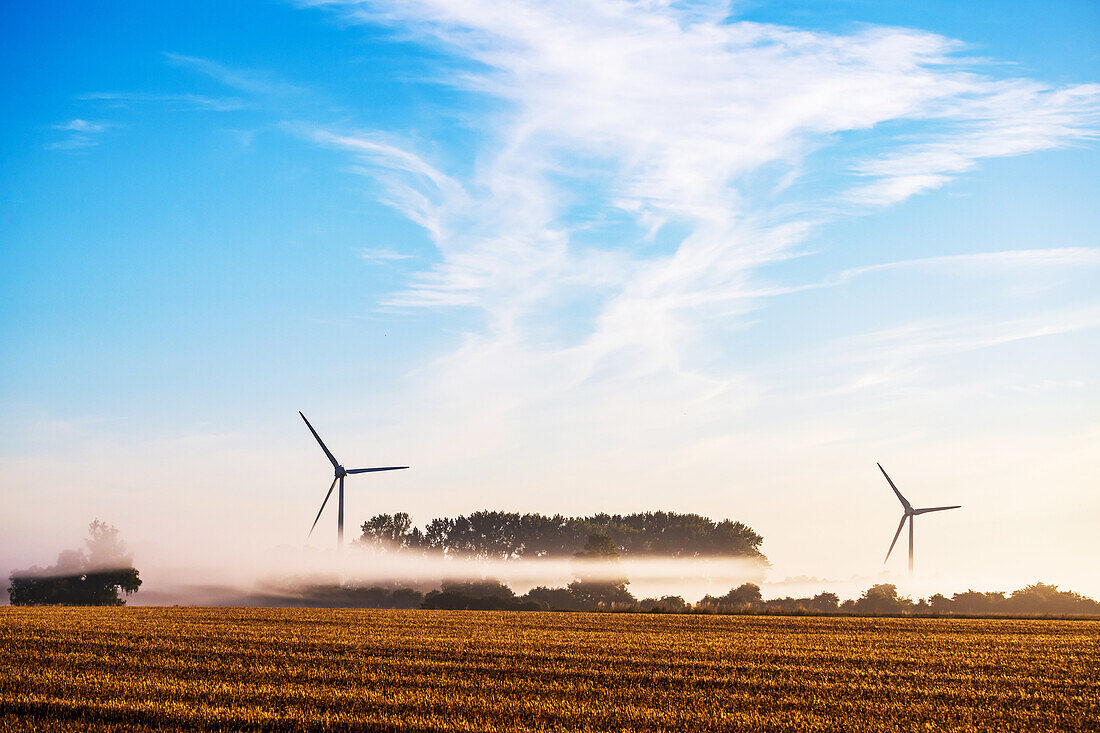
[0,607,1097,731]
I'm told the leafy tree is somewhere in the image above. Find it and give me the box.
[724,582,763,607]
[358,513,414,552]
[809,592,840,613]
[566,579,635,609]
[9,520,141,606]
[574,533,620,559]
[950,590,1006,614]
[466,511,525,558]
[853,584,912,614]
[84,520,130,568]
[927,593,953,612]
[439,579,516,601]
[639,595,688,612]
[423,517,456,554]
[762,596,804,612]
[696,583,764,612]
[517,513,591,557]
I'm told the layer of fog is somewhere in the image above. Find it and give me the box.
[125,548,764,606]
[105,545,1085,607]
[6,525,1095,606]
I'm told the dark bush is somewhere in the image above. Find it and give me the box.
[523,586,586,611]
[422,579,540,610]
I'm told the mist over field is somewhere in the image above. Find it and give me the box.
[117,552,760,606]
[9,535,1090,609]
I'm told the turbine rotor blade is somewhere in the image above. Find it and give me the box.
[308,477,339,537]
[878,463,912,511]
[884,514,907,564]
[345,466,409,474]
[913,505,961,515]
[300,412,340,469]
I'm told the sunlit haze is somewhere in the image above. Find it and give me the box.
[2,0,1099,602]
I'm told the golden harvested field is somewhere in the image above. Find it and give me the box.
[0,608,1097,732]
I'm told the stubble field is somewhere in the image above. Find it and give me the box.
[0,607,1097,732]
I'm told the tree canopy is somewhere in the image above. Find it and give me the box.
[357,510,767,562]
[925,583,1100,615]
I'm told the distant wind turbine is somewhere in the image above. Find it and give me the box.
[878,463,960,576]
[300,411,408,550]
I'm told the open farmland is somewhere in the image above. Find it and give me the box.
[1,608,1097,732]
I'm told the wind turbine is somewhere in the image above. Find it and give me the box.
[878,463,960,576]
[300,411,408,550]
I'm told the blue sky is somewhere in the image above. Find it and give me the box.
[2,1,1098,596]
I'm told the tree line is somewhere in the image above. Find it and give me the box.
[267,579,1100,616]
[693,581,1100,615]
[357,510,767,561]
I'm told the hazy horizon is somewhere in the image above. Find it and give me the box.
[3,1,1099,602]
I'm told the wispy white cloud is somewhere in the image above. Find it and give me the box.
[832,247,1100,284]
[77,55,306,133]
[47,118,111,151]
[359,247,414,263]
[848,82,1100,205]
[53,119,109,133]
[164,53,303,97]
[78,91,247,111]
[782,301,1100,408]
[728,247,1100,305]
[309,128,468,247]
[45,138,99,152]
[841,304,1100,366]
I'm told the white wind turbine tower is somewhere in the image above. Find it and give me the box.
[878,463,961,576]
